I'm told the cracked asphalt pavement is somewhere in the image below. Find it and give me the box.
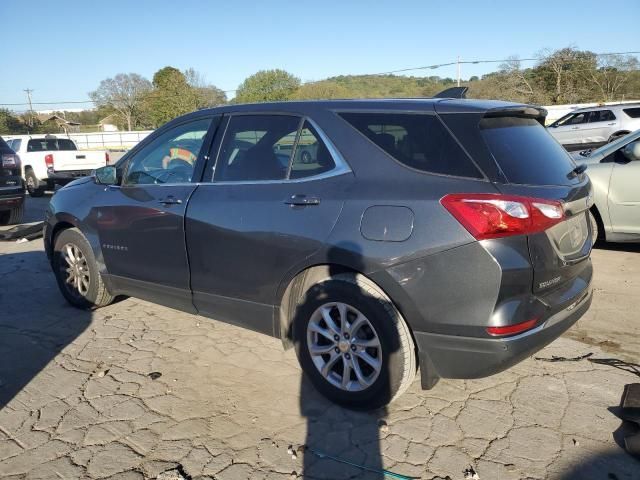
[0,196,639,479]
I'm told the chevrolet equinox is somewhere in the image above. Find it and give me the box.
[45,99,593,408]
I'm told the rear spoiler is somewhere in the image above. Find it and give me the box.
[483,105,547,125]
[433,87,468,99]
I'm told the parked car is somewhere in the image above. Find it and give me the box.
[0,136,25,225]
[44,100,593,408]
[6,135,109,197]
[573,129,640,243]
[547,103,640,151]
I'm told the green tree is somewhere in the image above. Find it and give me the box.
[0,109,26,135]
[235,69,300,103]
[290,81,350,100]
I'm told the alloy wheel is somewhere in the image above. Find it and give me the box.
[59,243,90,298]
[306,302,382,392]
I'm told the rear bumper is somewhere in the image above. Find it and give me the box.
[414,285,592,387]
[48,170,93,184]
[0,189,25,211]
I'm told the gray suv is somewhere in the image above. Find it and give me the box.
[44,99,593,408]
[548,103,640,151]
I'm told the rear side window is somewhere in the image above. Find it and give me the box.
[289,121,335,179]
[623,107,640,118]
[589,110,615,122]
[338,112,482,178]
[215,115,301,182]
[480,117,578,186]
[9,139,21,152]
[27,138,77,152]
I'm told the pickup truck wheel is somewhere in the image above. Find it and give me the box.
[53,228,114,309]
[25,170,45,197]
[293,273,416,409]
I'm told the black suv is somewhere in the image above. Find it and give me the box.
[0,137,25,225]
[44,99,593,408]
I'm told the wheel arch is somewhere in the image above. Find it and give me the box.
[276,263,417,352]
[590,204,606,242]
[609,130,630,142]
[46,218,79,263]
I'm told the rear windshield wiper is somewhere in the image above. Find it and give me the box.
[567,163,588,179]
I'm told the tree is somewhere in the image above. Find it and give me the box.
[0,109,26,135]
[89,73,152,131]
[184,68,227,108]
[290,81,350,100]
[587,54,640,101]
[534,47,596,104]
[235,69,300,103]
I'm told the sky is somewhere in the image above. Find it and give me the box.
[1,0,639,111]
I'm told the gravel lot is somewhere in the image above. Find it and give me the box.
[0,195,639,479]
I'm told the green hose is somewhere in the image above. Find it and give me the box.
[306,446,418,480]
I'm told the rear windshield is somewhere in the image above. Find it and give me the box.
[27,138,77,152]
[480,117,578,186]
[623,107,640,118]
[339,112,483,178]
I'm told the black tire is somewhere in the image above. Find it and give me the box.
[7,202,24,225]
[589,209,604,246]
[293,273,416,409]
[25,170,45,197]
[52,228,114,309]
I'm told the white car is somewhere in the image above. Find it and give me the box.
[576,129,640,243]
[5,136,109,197]
[547,103,640,151]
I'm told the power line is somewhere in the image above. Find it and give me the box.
[2,50,639,109]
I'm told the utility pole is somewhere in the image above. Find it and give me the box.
[23,88,34,127]
[457,56,461,87]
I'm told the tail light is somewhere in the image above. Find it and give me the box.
[45,154,54,170]
[486,318,538,336]
[105,152,110,165]
[1,153,20,168]
[441,193,564,240]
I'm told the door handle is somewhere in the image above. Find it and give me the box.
[571,126,580,130]
[607,122,616,126]
[159,196,182,205]
[285,194,320,206]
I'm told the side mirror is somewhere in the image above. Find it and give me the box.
[622,141,640,162]
[94,165,117,185]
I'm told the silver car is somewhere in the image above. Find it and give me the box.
[576,130,640,243]
[548,103,640,151]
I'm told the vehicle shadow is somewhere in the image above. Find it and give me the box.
[593,242,640,253]
[0,250,92,408]
[291,243,403,479]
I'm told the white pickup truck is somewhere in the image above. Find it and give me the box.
[5,135,109,197]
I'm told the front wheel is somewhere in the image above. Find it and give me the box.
[293,273,416,409]
[52,228,114,309]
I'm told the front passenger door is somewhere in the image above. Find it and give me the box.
[93,116,216,311]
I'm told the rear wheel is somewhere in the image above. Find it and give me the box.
[53,228,114,309]
[7,202,24,225]
[293,273,416,409]
[25,170,45,197]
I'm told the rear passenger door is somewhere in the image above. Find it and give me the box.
[583,110,617,145]
[185,114,350,335]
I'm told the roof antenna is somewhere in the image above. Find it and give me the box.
[433,86,468,99]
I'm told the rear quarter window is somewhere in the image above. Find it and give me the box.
[623,107,640,118]
[480,117,578,186]
[338,112,483,178]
